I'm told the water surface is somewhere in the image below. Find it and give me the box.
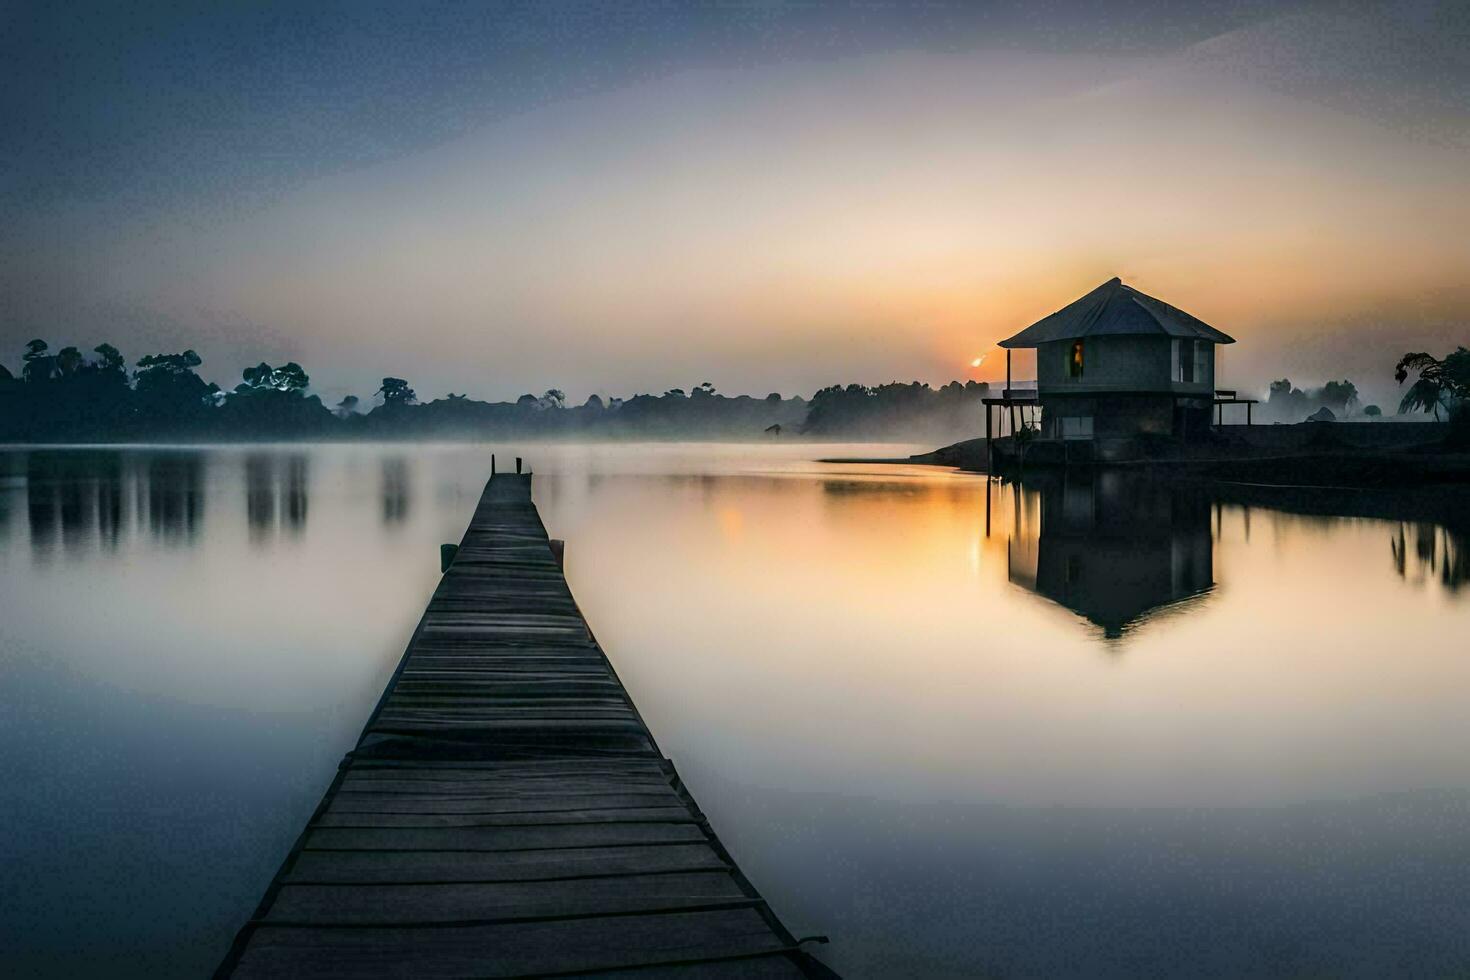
[1,443,1468,977]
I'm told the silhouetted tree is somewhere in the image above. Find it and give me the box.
[136,349,203,376]
[56,346,83,377]
[1266,379,1304,419]
[1267,377,1366,423]
[1318,379,1359,415]
[22,339,56,382]
[239,363,273,392]
[276,362,309,392]
[1396,348,1470,420]
[134,349,219,425]
[219,358,331,435]
[237,361,310,394]
[802,379,989,440]
[377,377,416,405]
[93,343,126,376]
[0,352,970,443]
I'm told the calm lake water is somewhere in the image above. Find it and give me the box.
[2,443,1468,977]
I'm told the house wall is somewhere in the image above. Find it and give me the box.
[1040,393,1178,438]
[1036,336,1215,395]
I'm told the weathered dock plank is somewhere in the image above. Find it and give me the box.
[217,472,832,978]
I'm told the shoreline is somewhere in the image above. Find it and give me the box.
[822,426,1470,491]
[817,436,989,468]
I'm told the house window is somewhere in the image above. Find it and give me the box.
[1194,342,1210,384]
[1068,340,1084,379]
[1060,416,1094,440]
[1176,339,1195,383]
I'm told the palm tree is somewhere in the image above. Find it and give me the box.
[1395,352,1449,419]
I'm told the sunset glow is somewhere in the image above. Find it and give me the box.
[3,4,1467,408]
[5,6,1470,973]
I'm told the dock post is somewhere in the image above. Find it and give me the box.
[985,403,993,473]
[491,454,496,475]
[984,476,991,537]
[516,456,523,474]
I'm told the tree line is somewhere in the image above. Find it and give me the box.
[0,339,996,442]
[1261,378,1371,423]
[1245,345,1468,427]
[7,336,1457,443]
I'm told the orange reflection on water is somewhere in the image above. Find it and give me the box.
[534,456,1470,813]
[5,444,1470,977]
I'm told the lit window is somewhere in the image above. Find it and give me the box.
[1069,340,1084,379]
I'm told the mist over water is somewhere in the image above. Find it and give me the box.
[2,444,1468,976]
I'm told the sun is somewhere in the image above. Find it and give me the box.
[970,356,985,368]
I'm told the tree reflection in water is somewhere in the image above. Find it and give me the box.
[142,454,204,542]
[380,457,410,525]
[244,453,309,544]
[1391,521,1469,592]
[22,450,137,553]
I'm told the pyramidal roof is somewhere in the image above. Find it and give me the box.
[999,278,1234,348]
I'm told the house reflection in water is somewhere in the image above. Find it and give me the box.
[1004,471,1214,639]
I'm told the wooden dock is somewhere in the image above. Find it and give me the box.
[217,472,833,978]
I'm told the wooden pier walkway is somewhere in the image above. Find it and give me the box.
[217,472,833,978]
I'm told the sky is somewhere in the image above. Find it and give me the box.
[3,0,1468,408]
